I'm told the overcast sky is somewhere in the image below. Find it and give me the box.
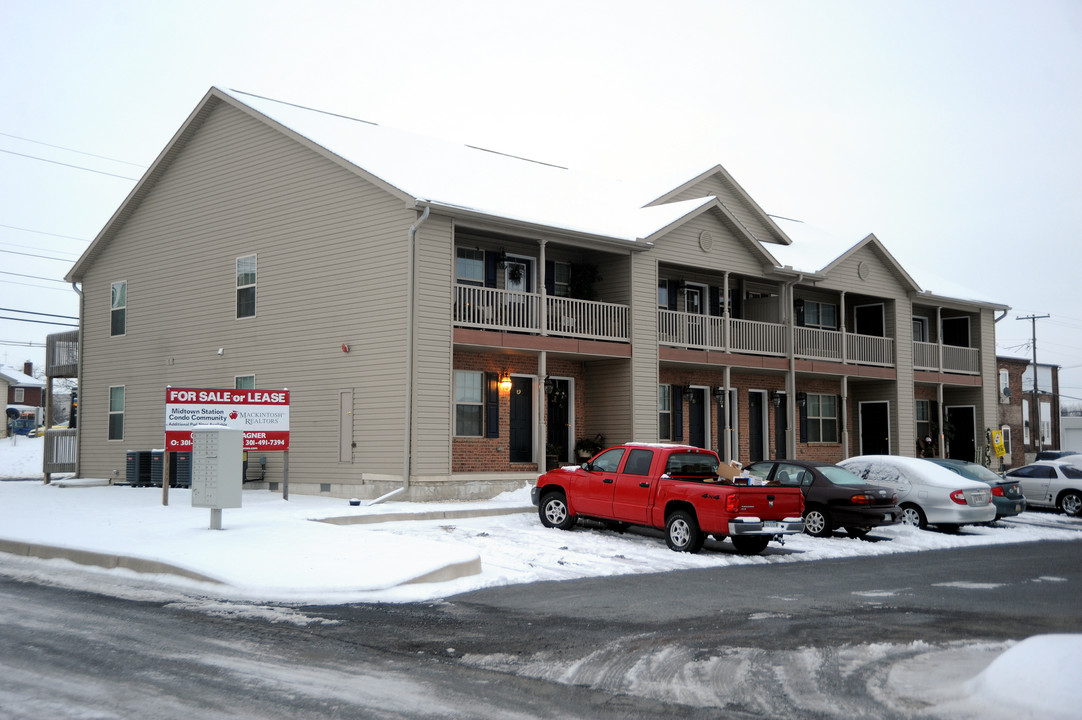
[3,0,1080,403]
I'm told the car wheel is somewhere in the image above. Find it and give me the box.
[803,507,833,538]
[665,510,703,553]
[1058,491,1082,518]
[730,535,771,555]
[899,503,927,529]
[538,491,576,530]
[844,526,872,538]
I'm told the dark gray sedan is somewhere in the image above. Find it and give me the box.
[745,459,900,538]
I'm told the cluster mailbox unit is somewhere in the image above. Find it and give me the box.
[190,425,243,529]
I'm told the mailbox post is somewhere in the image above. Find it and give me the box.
[191,426,243,529]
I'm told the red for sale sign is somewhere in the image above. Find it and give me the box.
[165,387,290,451]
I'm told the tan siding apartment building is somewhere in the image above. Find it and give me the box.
[64,87,1009,500]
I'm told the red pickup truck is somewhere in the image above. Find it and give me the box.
[532,443,804,555]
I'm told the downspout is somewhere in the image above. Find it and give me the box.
[71,282,83,479]
[403,205,430,489]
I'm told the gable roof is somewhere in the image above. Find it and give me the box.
[72,87,767,281]
[644,164,792,246]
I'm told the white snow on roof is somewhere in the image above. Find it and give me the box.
[0,365,42,387]
[220,88,707,242]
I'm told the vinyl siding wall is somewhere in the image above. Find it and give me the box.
[76,101,415,488]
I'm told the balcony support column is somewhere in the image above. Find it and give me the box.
[537,351,547,467]
[538,239,548,336]
[937,382,946,458]
[840,291,848,364]
[722,366,732,463]
[723,271,731,353]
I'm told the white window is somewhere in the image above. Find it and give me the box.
[1023,398,1031,444]
[804,301,837,329]
[1000,425,1012,455]
[912,317,929,342]
[110,281,126,336]
[552,261,571,297]
[455,370,484,437]
[237,255,256,318]
[658,280,669,309]
[999,369,1010,403]
[235,375,255,390]
[806,394,838,442]
[108,386,125,440]
[916,400,931,441]
[658,385,672,441]
[13,388,25,403]
[456,248,484,286]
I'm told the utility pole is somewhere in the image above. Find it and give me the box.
[1018,314,1050,453]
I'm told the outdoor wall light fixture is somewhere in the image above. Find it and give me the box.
[796,391,808,408]
[499,372,512,392]
[543,376,554,394]
[771,391,782,407]
[712,386,726,402]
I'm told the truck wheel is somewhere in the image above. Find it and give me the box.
[538,491,576,530]
[803,507,833,537]
[665,511,704,553]
[899,503,927,529]
[1058,491,1082,517]
[730,535,770,555]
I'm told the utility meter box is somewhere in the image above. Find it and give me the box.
[191,426,243,510]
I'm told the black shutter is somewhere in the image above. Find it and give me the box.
[667,282,678,311]
[485,372,500,438]
[729,289,741,319]
[545,260,555,295]
[672,385,684,442]
[799,396,809,443]
[485,252,498,288]
[794,298,806,327]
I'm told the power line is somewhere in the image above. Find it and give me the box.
[0,340,47,348]
[0,223,90,242]
[0,248,76,262]
[0,131,144,167]
[0,241,82,258]
[0,148,139,181]
[0,315,78,327]
[0,308,78,320]
[0,271,69,284]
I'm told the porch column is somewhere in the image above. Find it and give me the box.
[723,271,731,353]
[722,366,732,463]
[538,351,547,467]
[840,375,849,459]
[937,382,945,458]
[840,291,848,364]
[539,239,548,336]
[936,307,943,372]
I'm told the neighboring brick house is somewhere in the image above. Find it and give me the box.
[2,362,44,409]
[996,356,1062,467]
[64,87,1008,500]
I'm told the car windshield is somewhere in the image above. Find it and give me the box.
[819,466,867,486]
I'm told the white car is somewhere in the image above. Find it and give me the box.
[838,455,995,530]
[1004,461,1082,517]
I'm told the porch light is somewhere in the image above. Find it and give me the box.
[771,391,782,407]
[797,392,807,408]
[499,372,512,392]
[544,377,554,394]
[712,386,725,402]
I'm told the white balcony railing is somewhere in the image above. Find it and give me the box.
[659,310,896,367]
[914,340,980,374]
[454,285,630,342]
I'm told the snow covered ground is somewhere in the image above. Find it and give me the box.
[3,435,1081,718]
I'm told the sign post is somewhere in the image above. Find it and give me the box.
[163,388,291,506]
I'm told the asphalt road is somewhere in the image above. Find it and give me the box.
[2,539,1080,719]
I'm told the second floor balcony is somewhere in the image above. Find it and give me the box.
[454,284,629,342]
